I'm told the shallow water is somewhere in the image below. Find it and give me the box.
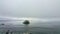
[0,27,60,34]
[0,21,60,34]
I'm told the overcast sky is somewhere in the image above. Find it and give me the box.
[0,0,60,18]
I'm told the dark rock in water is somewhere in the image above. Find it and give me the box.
[23,20,30,25]
[6,30,9,34]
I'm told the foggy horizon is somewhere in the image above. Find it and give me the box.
[0,0,60,18]
[0,0,60,34]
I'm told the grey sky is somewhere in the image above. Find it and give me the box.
[0,0,60,18]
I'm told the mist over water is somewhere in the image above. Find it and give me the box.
[0,0,60,34]
[0,21,60,34]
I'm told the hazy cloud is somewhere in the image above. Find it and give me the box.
[0,0,60,18]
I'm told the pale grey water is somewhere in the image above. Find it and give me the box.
[0,26,60,34]
[0,21,60,34]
